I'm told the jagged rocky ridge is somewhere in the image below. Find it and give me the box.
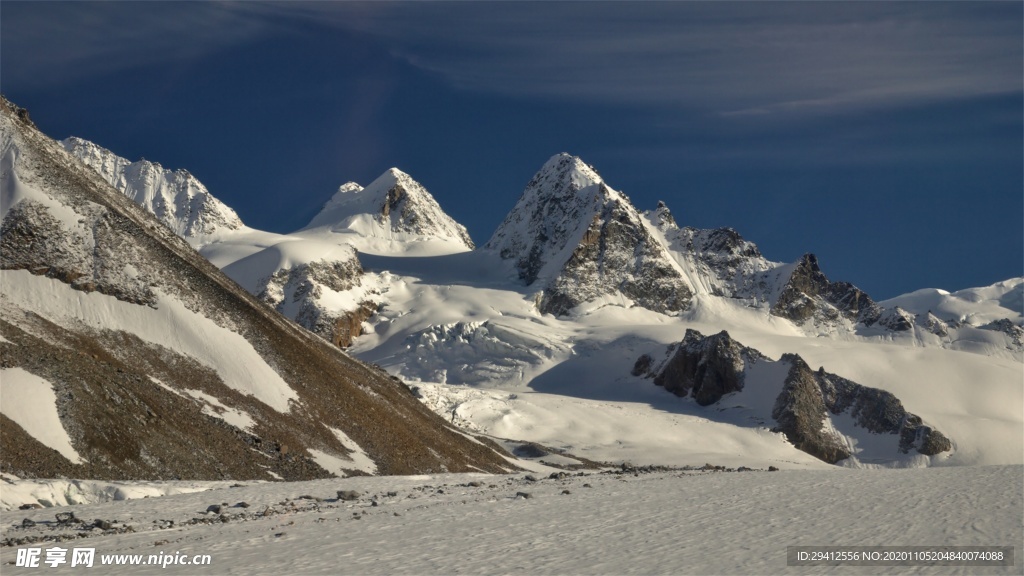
[0,96,515,480]
[485,153,693,316]
[60,137,243,237]
[634,329,952,465]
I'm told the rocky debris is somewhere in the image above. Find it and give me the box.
[642,329,767,406]
[486,153,692,316]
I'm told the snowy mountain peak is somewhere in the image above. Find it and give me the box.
[302,168,474,252]
[485,153,693,316]
[59,137,243,237]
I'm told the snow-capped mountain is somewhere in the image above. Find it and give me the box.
[485,153,693,315]
[37,121,1021,471]
[301,167,475,255]
[60,136,243,237]
[0,97,514,480]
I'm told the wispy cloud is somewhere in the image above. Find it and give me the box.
[260,2,1022,118]
[4,2,1020,120]
[1,2,272,90]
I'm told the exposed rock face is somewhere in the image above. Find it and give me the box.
[486,153,692,316]
[60,136,243,238]
[0,97,515,480]
[981,318,1024,349]
[772,356,852,464]
[770,253,882,326]
[304,169,474,250]
[254,257,375,348]
[637,329,952,465]
[649,329,766,406]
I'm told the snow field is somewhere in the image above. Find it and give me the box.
[1,466,1019,575]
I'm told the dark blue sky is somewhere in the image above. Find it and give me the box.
[3,2,1021,299]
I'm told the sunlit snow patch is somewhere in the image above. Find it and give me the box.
[0,368,85,464]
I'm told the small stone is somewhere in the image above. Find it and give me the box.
[21,519,35,528]
[337,490,360,501]
[55,512,77,524]
[561,490,571,495]
[515,492,532,499]
[18,503,42,510]
[235,502,250,508]
[467,481,483,487]
[524,475,538,482]
[768,466,779,472]
[93,519,113,530]
[206,504,222,514]
[583,484,592,488]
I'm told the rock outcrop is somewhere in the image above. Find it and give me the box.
[636,329,952,465]
[486,153,693,316]
[769,253,882,326]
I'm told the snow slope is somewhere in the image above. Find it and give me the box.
[2,466,1020,575]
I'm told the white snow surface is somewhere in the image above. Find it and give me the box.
[881,278,1023,327]
[1,466,1020,575]
[347,250,1021,468]
[0,368,84,464]
[3,271,298,413]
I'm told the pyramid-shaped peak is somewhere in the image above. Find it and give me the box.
[302,167,474,250]
[532,153,605,191]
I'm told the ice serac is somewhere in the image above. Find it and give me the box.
[303,168,475,250]
[0,97,514,480]
[485,153,693,316]
[60,136,243,237]
[636,329,951,465]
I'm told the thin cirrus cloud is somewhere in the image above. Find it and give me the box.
[264,2,1022,118]
[1,2,272,91]
[6,2,1020,121]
